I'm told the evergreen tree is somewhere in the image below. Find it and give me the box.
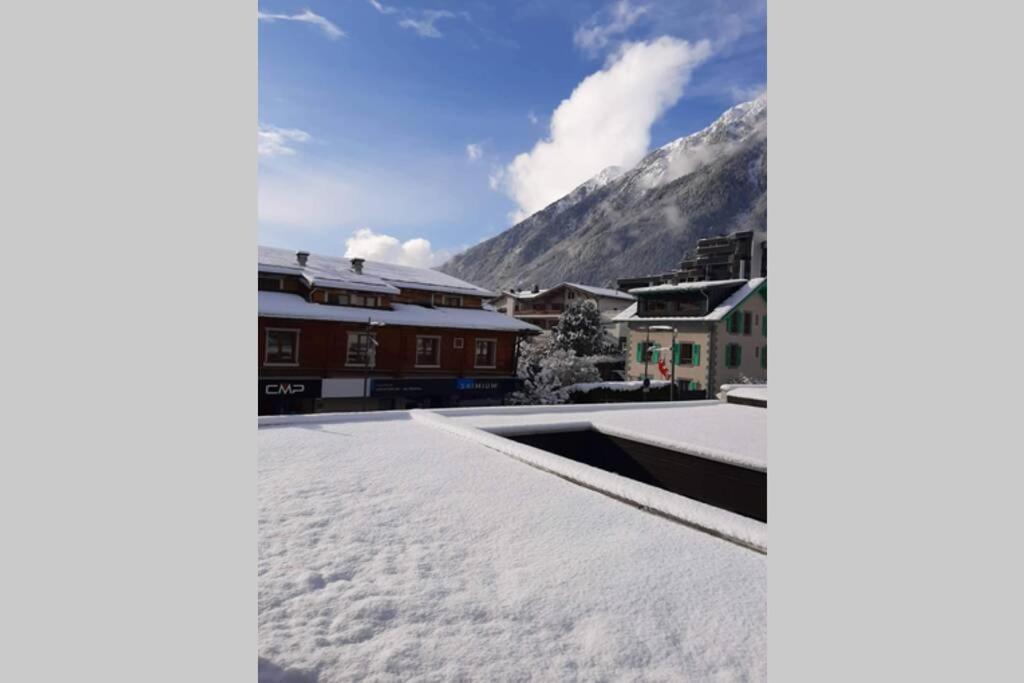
[552,299,613,357]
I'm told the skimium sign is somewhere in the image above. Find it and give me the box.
[259,379,322,399]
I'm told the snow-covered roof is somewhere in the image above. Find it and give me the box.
[259,291,541,333]
[628,278,748,295]
[612,302,637,321]
[719,384,768,405]
[615,278,766,323]
[565,282,635,300]
[259,404,766,679]
[258,245,495,297]
[506,282,634,301]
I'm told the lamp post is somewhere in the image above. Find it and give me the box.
[648,325,676,402]
[362,318,386,411]
[642,325,652,400]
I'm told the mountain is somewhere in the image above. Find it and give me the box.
[440,94,767,291]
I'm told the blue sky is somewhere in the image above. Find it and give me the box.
[259,0,765,266]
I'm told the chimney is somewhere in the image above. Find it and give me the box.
[296,251,309,266]
[351,257,365,274]
[531,284,540,293]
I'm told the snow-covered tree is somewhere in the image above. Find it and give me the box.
[552,299,616,357]
[510,336,600,405]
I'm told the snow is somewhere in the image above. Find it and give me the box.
[628,279,747,295]
[435,401,767,472]
[565,282,635,300]
[259,245,495,298]
[614,278,766,323]
[259,291,541,333]
[720,384,768,403]
[507,282,634,302]
[259,408,766,681]
[565,380,670,393]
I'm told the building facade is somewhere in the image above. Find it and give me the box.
[618,229,767,291]
[258,246,540,414]
[492,282,635,345]
[616,278,767,396]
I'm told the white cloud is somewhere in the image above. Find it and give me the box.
[258,124,312,157]
[493,36,711,222]
[729,83,766,103]
[258,10,345,40]
[344,228,450,268]
[466,143,483,161]
[367,0,397,15]
[527,110,540,125]
[574,0,648,56]
[399,10,456,38]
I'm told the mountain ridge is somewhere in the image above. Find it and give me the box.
[440,95,767,291]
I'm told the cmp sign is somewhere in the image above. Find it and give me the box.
[259,379,322,399]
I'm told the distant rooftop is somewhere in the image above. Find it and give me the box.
[259,245,496,298]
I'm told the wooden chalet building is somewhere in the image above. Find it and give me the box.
[258,246,540,414]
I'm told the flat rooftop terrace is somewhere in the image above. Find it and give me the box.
[259,402,767,681]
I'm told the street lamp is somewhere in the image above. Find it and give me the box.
[362,318,386,411]
[648,325,676,402]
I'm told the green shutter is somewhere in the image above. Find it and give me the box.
[635,343,643,362]
[652,346,660,362]
[763,314,767,336]
[693,343,701,366]
[688,380,697,390]
[762,346,767,369]
[673,343,681,364]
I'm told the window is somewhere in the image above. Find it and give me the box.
[550,303,563,312]
[351,294,365,307]
[762,314,767,336]
[727,311,742,334]
[258,276,282,291]
[442,295,462,307]
[761,346,767,369]
[567,290,576,299]
[364,296,378,307]
[743,311,752,335]
[453,337,464,349]
[671,344,696,366]
[415,335,441,367]
[474,339,497,368]
[326,291,349,306]
[725,343,742,368]
[636,341,657,363]
[265,329,299,365]
[346,332,376,367]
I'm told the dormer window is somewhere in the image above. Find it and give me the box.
[326,292,349,306]
[259,276,282,291]
[442,295,462,307]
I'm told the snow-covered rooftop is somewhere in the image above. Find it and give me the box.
[720,384,768,405]
[506,282,634,301]
[259,291,541,333]
[628,278,748,295]
[614,278,766,324]
[565,282,635,300]
[259,245,496,297]
[259,403,766,680]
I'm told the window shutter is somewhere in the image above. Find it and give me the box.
[673,343,680,364]
[693,344,701,366]
[689,380,697,390]
[763,315,767,336]
[652,346,660,362]
[635,343,643,362]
